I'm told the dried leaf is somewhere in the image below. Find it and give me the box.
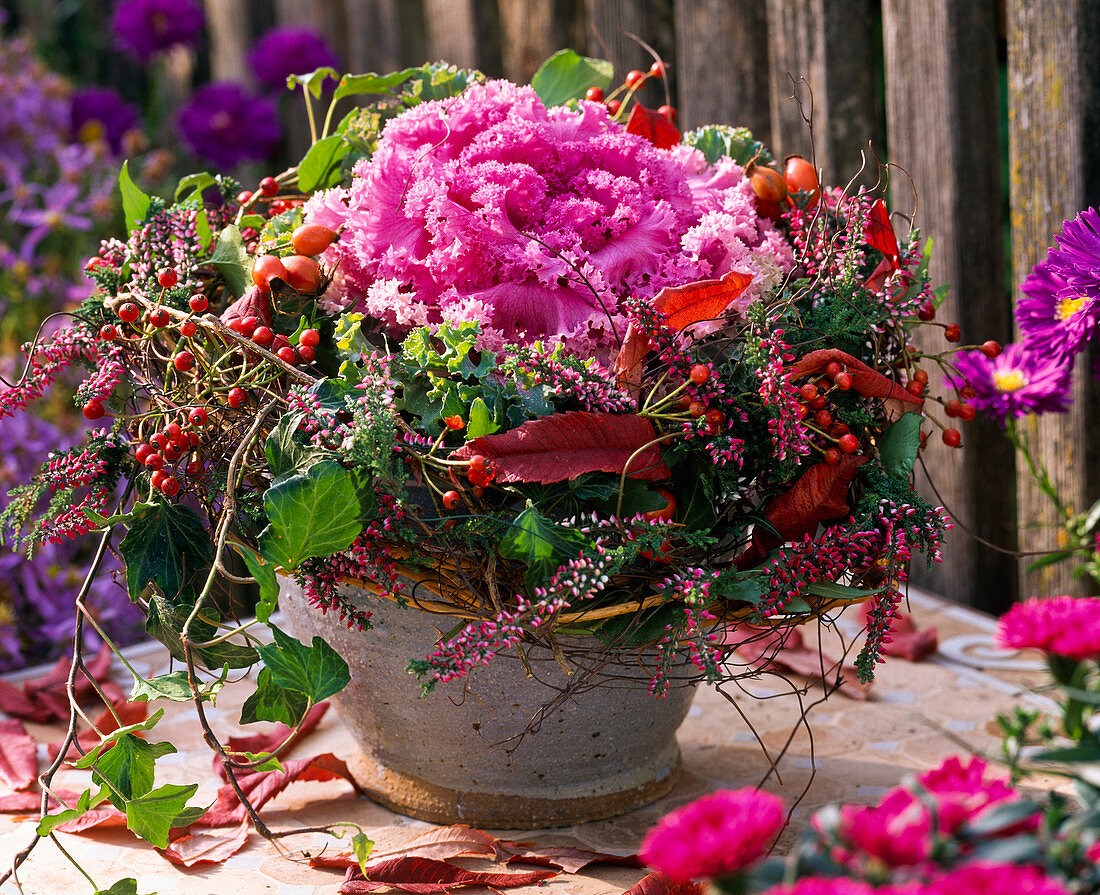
[452,411,669,484]
[159,821,250,866]
[202,752,359,826]
[220,284,272,329]
[790,349,922,408]
[0,719,38,792]
[865,198,900,262]
[0,789,85,813]
[313,825,500,870]
[499,842,642,873]
[625,103,681,150]
[0,679,52,723]
[622,871,705,895]
[54,806,128,833]
[339,857,558,894]
[652,270,754,333]
[218,701,329,773]
[612,322,651,400]
[729,625,870,700]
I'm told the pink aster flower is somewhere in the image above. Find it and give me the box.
[304,80,793,358]
[920,863,1070,895]
[639,788,785,881]
[996,595,1100,661]
[945,343,1071,427]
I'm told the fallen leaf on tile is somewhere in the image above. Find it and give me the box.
[202,751,360,826]
[623,871,705,895]
[0,644,121,723]
[216,701,329,774]
[338,857,558,894]
[53,805,128,833]
[728,625,870,700]
[0,789,86,813]
[49,700,150,762]
[159,820,250,866]
[499,842,642,873]
[0,719,38,792]
[313,824,500,870]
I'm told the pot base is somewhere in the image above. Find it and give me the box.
[347,742,682,829]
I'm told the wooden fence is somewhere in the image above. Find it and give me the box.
[15,0,1100,611]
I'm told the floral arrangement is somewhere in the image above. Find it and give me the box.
[0,50,963,874]
[636,596,1100,895]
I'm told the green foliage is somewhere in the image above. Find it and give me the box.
[209,225,252,298]
[124,784,206,849]
[144,595,258,670]
[129,668,226,704]
[119,501,212,605]
[297,134,349,192]
[240,666,309,726]
[683,125,772,166]
[119,161,150,236]
[879,413,923,479]
[530,50,613,107]
[255,626,351,704]
[498,504,590,591]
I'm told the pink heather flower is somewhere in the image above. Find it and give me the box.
[996,595,1100,661]
[111,0,204,63]
[248,26,341,93]
[945,343,1071,427]
[920,863,1071,895]
[305,81,792,358]
[639,788,785,881]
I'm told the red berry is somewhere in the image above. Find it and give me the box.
[118,302,139,322]
[830,422,850,437]
[251,254,287,292]
[917,301,936,321]
[585,86,604,103]
[980,340,1002,358]
[809,395,828,411]
[958,403,976,422]
[750,166,787,205]
[606,99,622,115]
[833,371,853,390]
[825,361,844,379]
[442,490,460,510]
[134,443,154,464]
[837,433,859,454]
[276,345,297,365]
[252,325,274,346]
[469,455,488,474]
[944,323,961,342]
[823,448,842,466]
[149,307,170,328]
[282,254,322,293]
[960,385,977,400]
[163,444,183,462]
[814,409,832,428]
[689,364,711,385]
[657,104,676,124]
[186,459,204,477]
[165,422,183,442]
[236,190,253,205]
[179,319,197,337]
[259,176,279,197]
[299,328,321,348]
[150,470,169,490]
[188,431,201,448]
[906,379,925,397]
[99,324,118,340]
[227,387,248,409]
[160,476,180,497]
[913,369,929,384]
[704,408,725,427]
[944,399,961,418]
[149,432,167,451]
[82,399,104,420]
[144,453,164,470]
[687,401,706,418]
[189,293,208,313]
[783,156,821,206]
[799,383,818,402]
[188,407,207,427]
[291,223,338,256]
[238,316,259,338]
[942,427,962,447]
[625,69,645,88]
[297,344,315,364]
[649,61,666,79]
[173,350,194,372]
[157,267,179,288]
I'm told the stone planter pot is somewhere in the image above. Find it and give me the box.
[279,579,695,829]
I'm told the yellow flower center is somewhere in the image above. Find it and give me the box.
[993,369,1027,393]
[1058,295,1087,320]
[78,119,107,144]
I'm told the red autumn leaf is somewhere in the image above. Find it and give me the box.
[220,284,272,329]
[864,257,896,293]
[451,412,669,484]
[50,700,150,762]
[652,270,754,333]
[216,702,330,777]
[0,679,51,723]
[857,603,939,661]
[727,625,870,700]
[625,103,681,150]
[865,198,899,263]
[0,719,38,792]
[202,752,360,826]
[790,349,923,407]
[313,825,500,870]
[499,843,642,873]
[0,789,84,813]
[622,872,706,895]
[0,644,121,724]
[159,821,251,866]
[54,805,128,833]
[339,857,558,894]
[612,322,651,400]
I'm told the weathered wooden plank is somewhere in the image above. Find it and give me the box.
[583,0,675,112]
[343,0,410,74]
[882,0,1015,612]
[423,0,502,76]
[497,0,585,84]
[204,0,259,83]
[672,0,769,135]
[1008,1,1100,598]
[765,0,881,186]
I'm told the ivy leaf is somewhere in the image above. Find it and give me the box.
[231,542,280,623]
[144,596,258,670]
[297,134,349,192]
[334,68,421,101]
[118,161,150,237]
[209,225,252,298]
[352,831,375,876]
[239,667,308,727]
[92,734,176,810]
[499,505,589,591]
[265,413,323,481]
[530,49,613,107]
[125,783,204,849]
[119,501,211,605]
[287,67,339,98]
[71,710,165,769]
[174,172,215,203]
[879,413,923,478]
[129,668,226,704]
[93,879,143,895]
[37,787,104,837]
[259,460,363,571]
[255,627,350,704]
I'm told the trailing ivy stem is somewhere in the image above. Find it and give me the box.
[615,434,677,518]
[187,617,262,649]
[47,834,98,891]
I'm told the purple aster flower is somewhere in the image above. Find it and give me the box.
[176,82,281,168]
[1046,206,1100,298]
[71,87,140,155]
[248,26,341,93]
[111,0,204,63]
[945,343,1071,427]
